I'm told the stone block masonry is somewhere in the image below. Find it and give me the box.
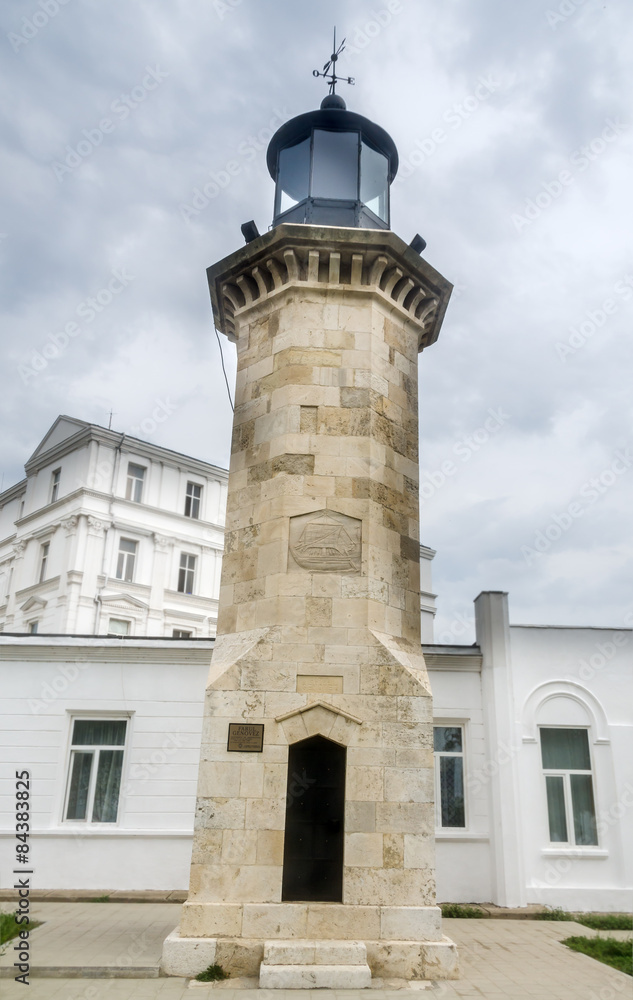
[162,225,457,982]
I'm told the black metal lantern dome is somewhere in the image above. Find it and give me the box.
[267,95,399,230]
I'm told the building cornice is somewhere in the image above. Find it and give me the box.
[0,479,27,505]
[13,491,225,538]
[23,419,229,481]
[422,644,483,671]
[207,223,452,349]
[0,635,215,663]
[15,577,61,602]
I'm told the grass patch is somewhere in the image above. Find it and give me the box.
[195,963,229,982]
[1,912,41,948]
[440,903,486,918]
[562,936,632,976]
[90,894,111,902]
[534,908,633,930]
[576,913,633,931]
[534,907,575,921]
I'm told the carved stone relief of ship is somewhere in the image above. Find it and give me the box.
[288,510,361,573]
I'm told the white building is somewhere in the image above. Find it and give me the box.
[429,592,632,913]
[1,593,630,911]
[0,422,631,912]
[0,416,227,638]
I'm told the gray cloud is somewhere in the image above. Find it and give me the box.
[1,0,630,635]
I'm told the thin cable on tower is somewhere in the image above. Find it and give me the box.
[215,325,234,412]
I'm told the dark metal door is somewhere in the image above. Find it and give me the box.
[281,735,346,902]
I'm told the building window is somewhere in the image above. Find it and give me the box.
[125,463,146,503]
[172,628,193,638]
[434,726,466,828]
[116,538,137,582]
[28,621,39,634]
[39,541,50,583]
[184,482,202,519]
[107,618,130,637]
[177,553,196,595]
[50,468,61,503]
[540,727,598,846]
[64,719,127,823]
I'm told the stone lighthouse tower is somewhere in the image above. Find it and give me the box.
[163,76,458,985]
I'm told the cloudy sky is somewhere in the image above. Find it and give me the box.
[1,0,631,642]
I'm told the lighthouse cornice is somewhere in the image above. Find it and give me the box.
[207,224,452,352]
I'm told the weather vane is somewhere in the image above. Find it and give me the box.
[313,27,355,95]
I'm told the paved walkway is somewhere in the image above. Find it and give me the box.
[0,904,630,999]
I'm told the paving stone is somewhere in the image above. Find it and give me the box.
[0,905,630,998]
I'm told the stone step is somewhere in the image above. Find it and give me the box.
[263,939,368,966]
[259,964,372,989]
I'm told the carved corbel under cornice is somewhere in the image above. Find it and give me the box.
[11,538,29,559]
[87,516,109,536]
[153,533,175,550]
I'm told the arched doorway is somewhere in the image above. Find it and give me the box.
[281,734,346,902]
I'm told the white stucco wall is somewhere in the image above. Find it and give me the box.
[0,638,211,890]
[428,659,493,903]
[2,613,631,909]
[510,623,633,911]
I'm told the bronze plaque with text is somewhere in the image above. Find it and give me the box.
[227,723,264,752]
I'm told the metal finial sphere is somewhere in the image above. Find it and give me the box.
[320,93,346,110]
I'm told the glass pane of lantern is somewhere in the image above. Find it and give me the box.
[277,137,311,215]
[360,141,388,222]
[311,130,359,200]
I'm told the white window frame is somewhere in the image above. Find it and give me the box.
[107,617,131,637]
[116,538,137,582]
[539,726,598,847]
[39,541,50,583]
[125,463,146,503]
[177,552,196,594]
[50,468,61,503]
[184,481,202,519]
[433,723,467,830]
[62,717,129,825]
[28,620,39,634]
[172,628,193,638]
